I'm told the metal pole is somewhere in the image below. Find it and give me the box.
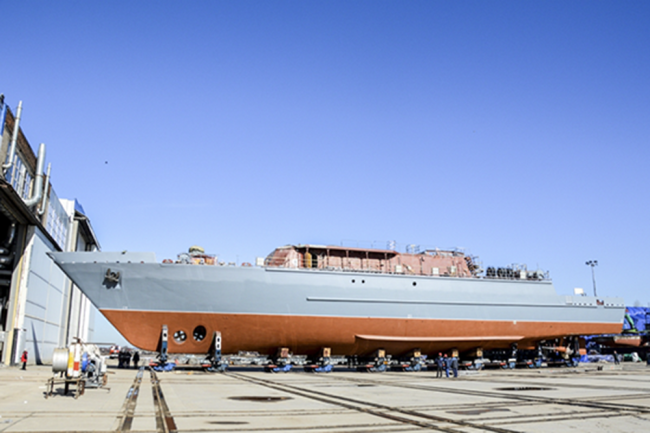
[591,265,597,297]
[586,260,598,297]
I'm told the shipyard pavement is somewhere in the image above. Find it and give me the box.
[0,362,648,432]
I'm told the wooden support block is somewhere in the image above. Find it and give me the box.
[277,347,291,358]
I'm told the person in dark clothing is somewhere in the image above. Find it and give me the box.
[119,349,129,368]
[613,351,620,365]
[132,351,140,369]
[436,353,444,378]
[451,356,459,378]
[21,350,28,370]
[443,354,449,378]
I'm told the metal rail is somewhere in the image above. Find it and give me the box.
[115,368,144,432]
[115,368,177,433]
[470,370,650,394]
[149,368,178,433]
[225,371,518,433]
[225,370,650,431]
[112,368,648,431]
[330,372,650,415]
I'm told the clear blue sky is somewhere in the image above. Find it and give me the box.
[2,1,649,346]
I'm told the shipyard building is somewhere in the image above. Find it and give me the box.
[0,95,99,365]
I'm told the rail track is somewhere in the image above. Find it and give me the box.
[330,371,650,415]
[226,371,522,432]
[471,368,650,389]
[114,368,144,431]
[115,367,177,433]
[109,366,649,433]
[223,368,650,432]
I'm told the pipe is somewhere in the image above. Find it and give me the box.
[0,95,6,139]
[5,223,16,248]
[38,163,51,215]
[23,143,45,207]
[2,101,23,174]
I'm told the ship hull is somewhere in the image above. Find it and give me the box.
[100,310,624,356]
[48,252,626,356]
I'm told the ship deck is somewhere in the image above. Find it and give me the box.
[3,359,649,432]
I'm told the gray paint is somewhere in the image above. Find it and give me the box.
[49,251,625,326]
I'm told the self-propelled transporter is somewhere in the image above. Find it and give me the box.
[48,245,625,360]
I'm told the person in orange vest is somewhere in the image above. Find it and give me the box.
[20,350,28,370]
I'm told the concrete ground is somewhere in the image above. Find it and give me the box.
[0,362,648,432]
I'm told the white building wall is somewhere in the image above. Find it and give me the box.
[87,305,95,342]
[7,197,98,365]
[16,228,68,364]
[59,199,97,345]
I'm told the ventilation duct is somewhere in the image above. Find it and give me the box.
[23,143,46,208]
[2,100,22,175]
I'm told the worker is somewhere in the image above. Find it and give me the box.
[435,352,444,378]
[451,355,459,378]
[132,351,140,369]
[119,349,129,368]
[443,354,449,378]
[20,349,28,370]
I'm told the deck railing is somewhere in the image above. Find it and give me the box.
[263,255,548,281]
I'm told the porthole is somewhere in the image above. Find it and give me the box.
[173,330,187,343]
[193,325,207,342]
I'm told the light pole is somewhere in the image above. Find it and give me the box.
[585,260,598,297]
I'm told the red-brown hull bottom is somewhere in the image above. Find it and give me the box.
[595,335,645,348]
[102,309,623,357]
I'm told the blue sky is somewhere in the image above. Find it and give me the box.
[2,1,649,346]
